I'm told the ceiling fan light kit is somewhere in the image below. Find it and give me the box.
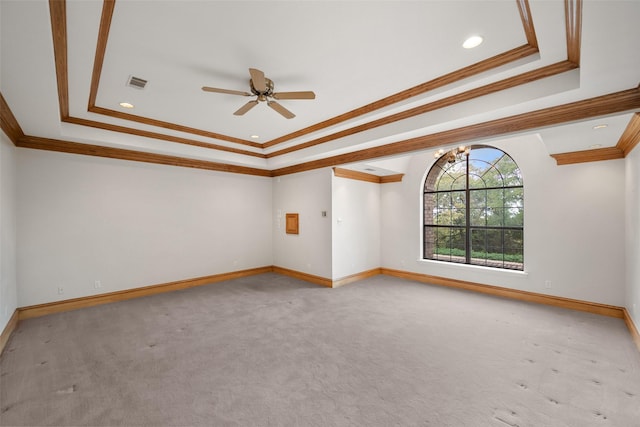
[202,68,315,119]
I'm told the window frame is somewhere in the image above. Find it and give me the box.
[422,145,524,271]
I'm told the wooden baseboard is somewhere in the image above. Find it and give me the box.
[333,268,381,288]
[273,266,381,288]
[7,265,639,356]
[272,266,332,288]
[623,308,640,353]
[380,268,625,319]
[18,266,273,320]
[0,309,19,356]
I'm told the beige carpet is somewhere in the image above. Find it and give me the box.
[1,273,639,426]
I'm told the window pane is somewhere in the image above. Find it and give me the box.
[426,226,466,263]
[437,192,452,207]
[470,189,486,209]
[468,171,487,189]
[423,145,523,270]
[470,228,489,266]
[435,208,453,226]
[486,188,504,208]
[504,187,524,226]
[470,208,486,227]
[495,155,523,186]
[481,166,504,188]
[505,207,523,227]
[504,229,523,256]
[486,207,504,227]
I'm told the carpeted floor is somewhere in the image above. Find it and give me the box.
[1,273,639,426]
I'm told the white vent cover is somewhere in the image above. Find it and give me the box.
[127,75,147,89]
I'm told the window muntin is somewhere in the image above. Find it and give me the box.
[423,145,523,270]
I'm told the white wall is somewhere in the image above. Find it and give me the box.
[332,175,380,280]
[272,168,332,279]
[17,149,273,307]
[0,133,18,332]
[381,134,627,306]
[625,144,640,325]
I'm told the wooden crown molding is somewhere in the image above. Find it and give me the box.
[64,116,266,158]
[617,112,640,156]
[0,92,25,144]
[273,87,640,176]
[49,0,69,119]
[77,0,540,154]
[85,1,259,149]
[16,135,272,177]
[48,0,262,156]
[551,147,625,166]
[565,0,583,66]
[333,167,403,184]
[6,85,638,177]
[22,0,634,175]
[516,0,538,49]
[263,44,539,150]
[267,61,577,158]
[87,0,114,110]
[86,107,262,149]
[550,110,640,166]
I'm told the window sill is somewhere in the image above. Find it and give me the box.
[417,258,529,277]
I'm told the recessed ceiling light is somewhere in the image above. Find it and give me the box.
[119,102,134,109]
[589,144,602,149]
[592,124,608,130]
[250,135,260,139]
[463,35,483,49]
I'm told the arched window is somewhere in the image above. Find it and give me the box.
[423,145,523,270]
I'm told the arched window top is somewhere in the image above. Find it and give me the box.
[426,146,522,193]
[423,145,524,271]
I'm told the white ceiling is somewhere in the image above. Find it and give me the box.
[1,0,639,175]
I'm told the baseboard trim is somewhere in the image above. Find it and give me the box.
[18,266,273,320]
[333,268,382,288]
[380,268,625,319]
[623,308,640,353]
[0,309,19,356]
[7,266,639,355]
[273,266,381,288]
[272,266,332,288]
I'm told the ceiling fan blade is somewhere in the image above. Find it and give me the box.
[267,101,295,119]
[273,91,316,100]
[234,100,259,116]
[249,68,266,92]
[202,86,251,96]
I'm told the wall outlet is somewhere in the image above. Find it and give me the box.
[57,287,64,295]
[94,280,102,289]
[544,280,552,289]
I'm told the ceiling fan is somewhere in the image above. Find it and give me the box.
[202,68,315,119]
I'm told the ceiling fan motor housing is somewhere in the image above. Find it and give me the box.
[250,78,274,98]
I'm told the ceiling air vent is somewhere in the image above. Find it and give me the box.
[127,75,147,89]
